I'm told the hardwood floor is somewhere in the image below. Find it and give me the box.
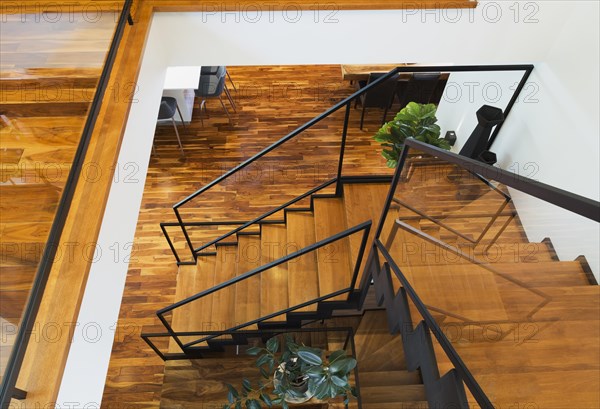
[102,64,393,408]
[1,1,475,405]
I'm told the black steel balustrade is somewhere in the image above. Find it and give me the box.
[143,221,371,358]
[362,138,600,409]
[0,1,134,407]
[163,64,536,264]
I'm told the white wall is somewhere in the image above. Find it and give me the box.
[60,1,599,406]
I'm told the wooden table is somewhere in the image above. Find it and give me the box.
[341,64,449,81]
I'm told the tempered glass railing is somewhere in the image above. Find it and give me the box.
[373,138,599,408]
[163,64,534,265]
[0,1,132,404]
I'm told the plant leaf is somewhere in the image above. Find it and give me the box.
[260,392,273,407]
[255,354,271,368]
[297,347,322,365]
[266,337,279,354]
[330,375,347,387]
[246,347,263,356]
[242,378,252,393]
[329,357,357,374]
[246,399,261,409]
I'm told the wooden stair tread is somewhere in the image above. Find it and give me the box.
[286,211,319,311]
[354,311,407,372]
[0,185,59,221]
[211,247,239,332]
[169,257,215,352]
[313,197,352,301]
[359,370,422,387]
[343,183,389,276]
[362,402,429,409]
[360,384,426,402]
[234,235,262,329]
[260,224,289,320]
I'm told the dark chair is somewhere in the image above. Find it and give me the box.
[396,72,442,110]
[195,66,232,125]
[355,72,400,130]
[156,96,185,156]
[201,66,237,110]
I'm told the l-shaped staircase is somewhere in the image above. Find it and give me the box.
[164,182,390,355]
[143,87,599,407]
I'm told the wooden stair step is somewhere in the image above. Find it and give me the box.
[0,221,51,264]
[354,311,407,372]
[359,370,422,387]
[1,88,95,104]
[0,74,99,90]
[260,224,289,320]
[1,101,92,117]
[360,384,427,403]
[233,235,262,329]
[362,402,429,409]
[343,182,390,275]
[286,211,319,311]
[474,242,556,263]
[496,261,590,287]
[211,246,240,333]
[169,256,215,352]
[0,185,59,222]
[312,197,352,301]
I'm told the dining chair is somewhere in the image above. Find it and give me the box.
[195,66,233,125]
[156,96,185,156]
[355,72,400,130]
[201,66,237,111]
[396,72,442,110]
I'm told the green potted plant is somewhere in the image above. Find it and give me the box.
[223,336,358,409]
[373,102,451,168]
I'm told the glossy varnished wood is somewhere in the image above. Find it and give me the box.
[104,62,393,408]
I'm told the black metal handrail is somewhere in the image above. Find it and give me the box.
[0,1,134,406]
[367,136,600,408]
[157,221,371,353]
[374,239,493,408]
[168,64,535,263]
[405,139,600,222]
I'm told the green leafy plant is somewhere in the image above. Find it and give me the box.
[223,336,357,409]
[373,102,451,168]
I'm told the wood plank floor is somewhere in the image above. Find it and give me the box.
[102,64,393,408]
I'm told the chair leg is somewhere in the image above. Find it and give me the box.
[359,105,367,130]
[382,105,390,126]
[198,100,205,127]
[171,118,184,156]
[175,102,187,131]
[226,70,237,92]
[202,99,209,117]
[224,85,237,112]
[219,96,232,125]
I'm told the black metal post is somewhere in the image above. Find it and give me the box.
[487,66,534,148]
[336,102,352,196]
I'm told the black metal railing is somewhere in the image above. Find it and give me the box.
[164,64,535,264]
[141,326,363,409]
[364,138,600,408]
[0,1,134,406]
[150,221,371,357]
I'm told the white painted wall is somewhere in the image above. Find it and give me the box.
[59,1,599,406]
